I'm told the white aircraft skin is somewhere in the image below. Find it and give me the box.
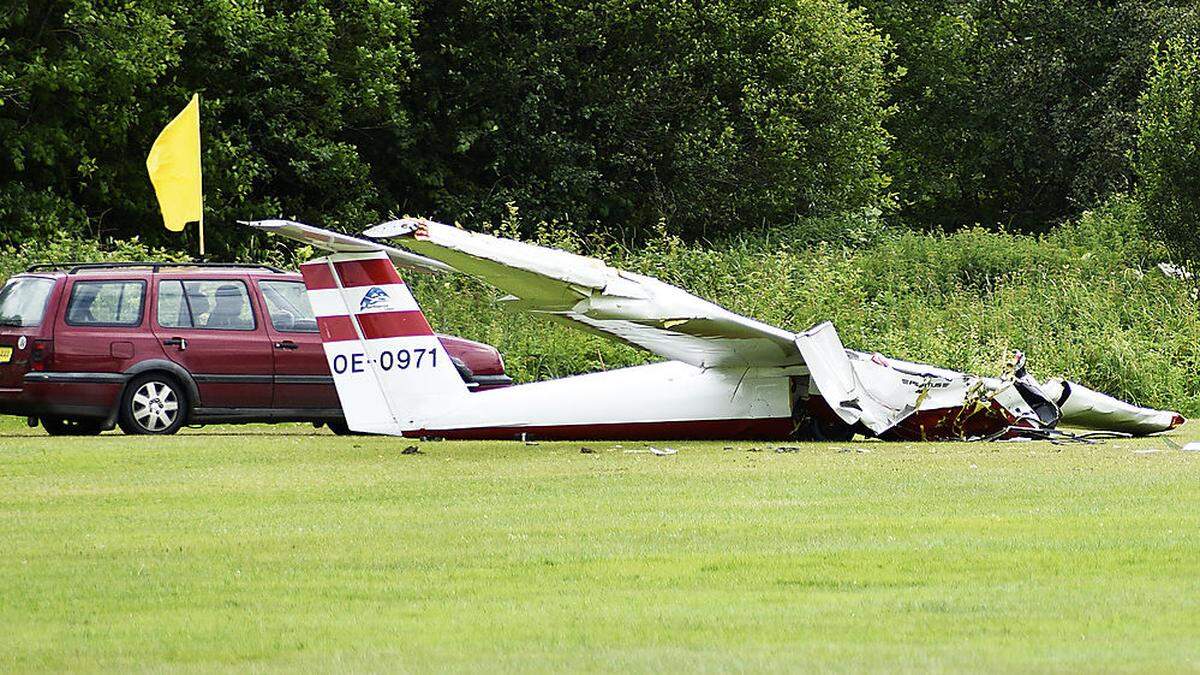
[297,251,797,440]
[247,218,1184,441]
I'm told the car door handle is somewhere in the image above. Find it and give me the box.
[274,340,299,350]
[163,337,187,350]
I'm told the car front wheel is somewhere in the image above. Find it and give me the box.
[118,374,187,435]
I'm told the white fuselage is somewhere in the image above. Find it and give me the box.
[414,361,798,440]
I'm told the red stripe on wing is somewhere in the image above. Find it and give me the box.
[357,310,433,338]
[317,315,358,342]
[299,262,337,291]
[335,258,404,288]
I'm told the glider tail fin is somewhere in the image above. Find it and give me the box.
[300,251,468,435]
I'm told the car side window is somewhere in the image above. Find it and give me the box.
[66,280,145,327]
[258,280,318,333]
[157,280,190,328]
[156,279,256,331]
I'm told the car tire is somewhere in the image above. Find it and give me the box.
[118,374,187,435]
[41,416,104,436]
[325,419,362,436]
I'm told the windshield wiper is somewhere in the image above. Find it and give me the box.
[0,318,25,327]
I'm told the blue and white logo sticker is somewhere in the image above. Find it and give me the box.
[359,287,392,311]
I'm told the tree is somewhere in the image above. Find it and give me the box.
[0,0,418,254]
[1135,37,1200,270]
[858,0,1200,230]
[2,0,892,249]
[0,1,180,242]
[399,0,893,239]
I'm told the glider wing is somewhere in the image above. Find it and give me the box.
[242,219,453,274]
[364,218,804,369]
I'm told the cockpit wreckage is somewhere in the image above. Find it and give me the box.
[245,219,1183,442]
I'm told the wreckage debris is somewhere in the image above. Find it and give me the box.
[248,217,1185,444]
[798,322,1185,443]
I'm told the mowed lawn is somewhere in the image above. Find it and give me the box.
[1,419,1198,672]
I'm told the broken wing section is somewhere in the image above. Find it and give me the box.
[363,218,803,369]
[796,322,1054,439]
[797,321,1183,439]
[795,321,922,433]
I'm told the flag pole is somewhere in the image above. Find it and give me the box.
[197,94,204,257]
[199,201,205,256]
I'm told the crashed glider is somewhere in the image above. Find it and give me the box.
[245,218,1183,441]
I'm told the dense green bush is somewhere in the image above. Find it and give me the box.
[414,197,1200,414]
[2,0,890,249]
[7,0,1200,245]
[403,0,893,239]
[1135,37,1200,270]
[1,0,418,250]
[1,2,178,241]
[0,234,191,281]
[858,0,1199,229]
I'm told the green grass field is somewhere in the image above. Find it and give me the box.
[2,419,1198,672]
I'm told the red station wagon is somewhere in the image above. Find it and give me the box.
[0,262,510,435]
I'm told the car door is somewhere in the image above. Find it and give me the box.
[151,275,274,409]
[256,277,340,411]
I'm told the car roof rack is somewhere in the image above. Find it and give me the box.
[25,261,287,274]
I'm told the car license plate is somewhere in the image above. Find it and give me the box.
[0,347,11,363]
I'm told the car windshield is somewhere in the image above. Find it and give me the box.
[0,277,54,327]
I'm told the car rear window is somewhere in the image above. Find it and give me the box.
[0,277,55,327]
[66,280,146,327]
[258,280,318,333]
[158,280,256,331]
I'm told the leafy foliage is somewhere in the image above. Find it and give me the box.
[1,0,418,252]
[1135,37,1200,269]
[0,2,180,240]
[1,0,890,249]
[858,0,1200,229]
[402,0,893,239]
[0,234,191,281]
[5,0,1200,245]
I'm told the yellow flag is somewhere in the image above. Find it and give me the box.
[146,94,203,249]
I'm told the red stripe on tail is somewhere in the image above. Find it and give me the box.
[357,311,433,338]
[335,258,404,288]
[299,262,337,291]
[317,312,433,342]
[317,315,358,342]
